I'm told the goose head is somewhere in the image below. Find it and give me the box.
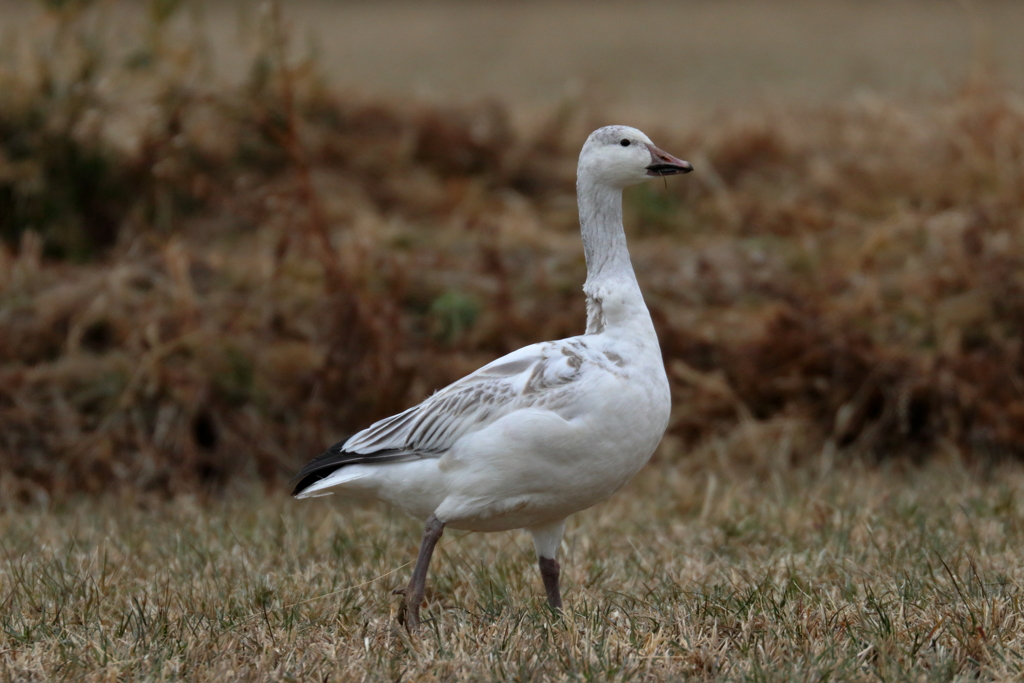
[578,125,693,189]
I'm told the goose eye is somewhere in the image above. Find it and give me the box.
[620,139,630,147]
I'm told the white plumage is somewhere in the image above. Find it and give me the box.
[293,125,693,628]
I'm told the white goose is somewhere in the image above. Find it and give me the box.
[292,126,692,629]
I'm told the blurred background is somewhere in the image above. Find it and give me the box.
[2,0,1024,500]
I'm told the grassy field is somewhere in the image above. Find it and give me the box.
[3,456,1024,681]
[2,2,1024,678]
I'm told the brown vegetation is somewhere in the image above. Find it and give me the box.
[2,5,1024,499]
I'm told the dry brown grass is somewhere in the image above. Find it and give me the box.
[1,3,1024,499]
[2,455,1024,681]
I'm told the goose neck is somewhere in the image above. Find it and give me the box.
[577,177,635,287]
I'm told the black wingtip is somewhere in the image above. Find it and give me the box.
[290,437,351,497]
[291,473,326,497]
[290,439,419,497]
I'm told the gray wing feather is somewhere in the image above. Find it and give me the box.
[292,340,589,497]
[344,361,526,455]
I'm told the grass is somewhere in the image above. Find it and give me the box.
[2,2,1024,680]
[2,453,1024,681]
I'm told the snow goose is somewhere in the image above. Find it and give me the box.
[292,126,693,629]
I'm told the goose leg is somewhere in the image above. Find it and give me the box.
[539,557,562,609]
[529,519,567,611]
[398,514,445,630]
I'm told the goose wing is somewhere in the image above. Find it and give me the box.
[291,340,587,495]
